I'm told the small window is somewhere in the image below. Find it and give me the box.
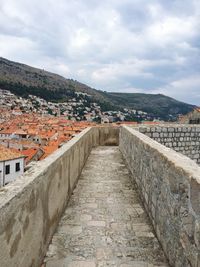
[5,165,10,175]
[16,162,20,172]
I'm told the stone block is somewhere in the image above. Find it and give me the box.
[139,127,147,133]
[153,132,160,138]
[168,127,175,132]
[120,125,200,267]
[150,127,156,132]
[68,261,96,267]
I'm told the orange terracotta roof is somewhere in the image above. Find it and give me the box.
[0,128,15,134]
[0,145,25,161]
[22,148,40,163]
[14,129,27,135]
[40,145,58,160]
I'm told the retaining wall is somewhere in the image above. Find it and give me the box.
[120,126,200,267]
[0,126,119,267]
[138,125,200,164]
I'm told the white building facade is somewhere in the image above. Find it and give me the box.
[0,146,25,187]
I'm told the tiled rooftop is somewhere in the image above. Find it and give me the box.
[0,145,25,161]
[0,113,96,162]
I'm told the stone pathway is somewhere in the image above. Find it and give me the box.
[43,147,169,267]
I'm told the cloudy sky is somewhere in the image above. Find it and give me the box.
[0,0,200,105]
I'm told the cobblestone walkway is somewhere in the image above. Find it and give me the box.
[44,147,169,267]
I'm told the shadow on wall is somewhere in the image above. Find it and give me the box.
[0,126,119,267]
[98,126,119,146]
[120,125,200,267]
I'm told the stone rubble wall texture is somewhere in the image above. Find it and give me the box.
[119,126,200,267]
[137,125,200,164]
[0,126,119,267]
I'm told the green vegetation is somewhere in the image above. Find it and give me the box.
[0,80,67,101]
[104,92,195,120]
[0,57,195,120]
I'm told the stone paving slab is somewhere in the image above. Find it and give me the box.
[43,147,169,267]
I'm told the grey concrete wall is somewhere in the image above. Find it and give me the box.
[98,126,119,146]
[120,126,200,267]
[138,125,200,164]
[0,127,94,267]
[0,126,119,267]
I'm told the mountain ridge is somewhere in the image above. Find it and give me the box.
[0,57,195,120]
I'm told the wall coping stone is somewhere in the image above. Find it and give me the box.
[123,125,200,185]
[0,127,93,209]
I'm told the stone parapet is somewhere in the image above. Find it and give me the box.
[120,125,200,267]
[0,126,119,267]
[137,125,200,164]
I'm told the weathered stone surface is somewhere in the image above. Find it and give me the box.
[120,126,200,267]
[2,124,200,267]
[44,147,168,267]
[138,125,200,164]
[0,127,96,267]
[0,126,119,267]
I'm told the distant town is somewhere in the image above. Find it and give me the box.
[0,88,199,187]
[0,88,161,123]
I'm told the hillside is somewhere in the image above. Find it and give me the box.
[103,92,194,120]
[0,57,195,120]
[0,57,118,111]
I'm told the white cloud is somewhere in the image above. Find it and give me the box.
[152,75,200,105]
[0,35,39,62]
[0,0,199,104]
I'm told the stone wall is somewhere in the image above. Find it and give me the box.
[0,126,119,267]
[98,126,119,146]
[138,125,200,164]
[120,126,200,267]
